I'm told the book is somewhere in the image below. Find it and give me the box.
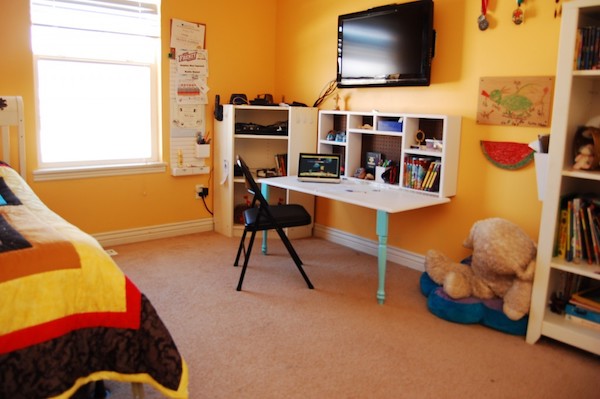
[569,296,600,313]
[566,199,573,261]
[424,162,441,191]
[579,207,593,264]
[556,208,568,258]
[421,161,436,190]
[365,152,381,175]
[566,303,600,321]
[586,205,600,264]
[565,311,600,332]
[570,286,600,312]
[573,197,583,263]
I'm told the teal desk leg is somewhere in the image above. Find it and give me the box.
[376,210,389,304]
[261,183,269,254]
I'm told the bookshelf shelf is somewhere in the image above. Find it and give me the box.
[526,0,600,355]
[214,104,318,238]
[550,257,600,279]
[318,139,348,146]
[234,134,289,140]
[404,148,443,157]
[573,69,600,76]
[317,110,461,198]
[541,311,600,354]
[562,168,600,180]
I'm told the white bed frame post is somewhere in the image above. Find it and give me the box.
[0,96,26,178]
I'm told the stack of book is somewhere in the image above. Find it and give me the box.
[274,153,287,176]
[565,286,600,332]
[403,155,440,192]
[555,195,600,264]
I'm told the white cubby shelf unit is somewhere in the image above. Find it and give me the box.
[317,110,461,198]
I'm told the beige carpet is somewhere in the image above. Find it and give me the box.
[104,232,599,399]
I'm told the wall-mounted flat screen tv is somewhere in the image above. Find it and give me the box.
[336,0,435,88]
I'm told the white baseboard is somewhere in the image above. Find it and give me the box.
[313,223,425,272]
[92,219,425,272]
[93,218,214,248]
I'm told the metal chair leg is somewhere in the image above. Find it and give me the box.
[274,227,314,289]
[234,228,249,266]
[236,230,257,291]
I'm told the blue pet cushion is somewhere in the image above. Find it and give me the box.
[420,272,528,336]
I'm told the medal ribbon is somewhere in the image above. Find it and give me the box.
[481,0,488,16]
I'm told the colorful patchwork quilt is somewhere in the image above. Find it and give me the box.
[0,165,188,398]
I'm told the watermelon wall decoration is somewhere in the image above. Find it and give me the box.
[480,140,534,170]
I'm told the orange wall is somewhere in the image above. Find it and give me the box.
[276,0,560,260]
[1,0,560,261]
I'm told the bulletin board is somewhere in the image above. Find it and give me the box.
[169,18,210,175]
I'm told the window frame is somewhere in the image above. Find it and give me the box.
[30,0,164,181]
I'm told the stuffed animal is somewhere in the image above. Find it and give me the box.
[425,218,536,321]
[573,143,596,170]
[572,126,600,170]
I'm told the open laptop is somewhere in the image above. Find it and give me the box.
[297,153,341,183]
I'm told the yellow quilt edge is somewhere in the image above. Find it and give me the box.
[49,357,189,399]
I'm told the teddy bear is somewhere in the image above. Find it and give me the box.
[572,126,600,170]
[424,218,537,321]
[573,143,596,170]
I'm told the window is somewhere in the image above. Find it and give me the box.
[30,0,163,180]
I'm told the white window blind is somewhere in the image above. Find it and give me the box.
[31,0,162,176]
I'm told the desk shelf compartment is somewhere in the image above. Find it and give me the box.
[318,110,461,198]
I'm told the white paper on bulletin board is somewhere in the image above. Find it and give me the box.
[170,18,205,49]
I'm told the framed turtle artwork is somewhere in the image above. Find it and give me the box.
[476,76,555,127]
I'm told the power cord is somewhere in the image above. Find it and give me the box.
[199,172,213,216]
[200,195,213,216]
[313,79,338,107]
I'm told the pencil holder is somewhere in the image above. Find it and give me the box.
[195,144,210,158]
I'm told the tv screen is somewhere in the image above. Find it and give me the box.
[336,0,435,88]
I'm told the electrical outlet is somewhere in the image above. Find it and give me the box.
[195,184,209,199]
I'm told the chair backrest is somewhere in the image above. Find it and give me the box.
[236,155,269,209]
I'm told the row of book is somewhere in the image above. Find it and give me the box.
[554,195,600,265]
[574,25,600,70]
[402,155,440,192]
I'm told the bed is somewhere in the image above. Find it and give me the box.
[0,97,188,398]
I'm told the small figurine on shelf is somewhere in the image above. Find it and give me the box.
[573,143,596,170]
[572,126,600,170]
[333,93,345,110]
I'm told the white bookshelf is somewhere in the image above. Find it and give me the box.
[526,0,600,355]
[214,104,318,238]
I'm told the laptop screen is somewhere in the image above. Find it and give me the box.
[298,153,341,183]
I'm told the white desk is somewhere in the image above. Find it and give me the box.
[259,176,450,304]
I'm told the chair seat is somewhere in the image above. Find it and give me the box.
[244,204,311,230]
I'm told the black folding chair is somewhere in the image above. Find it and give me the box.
[234,155,314,291]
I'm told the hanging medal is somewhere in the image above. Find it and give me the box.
[512,0,524,25]
[478,0,489,31]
